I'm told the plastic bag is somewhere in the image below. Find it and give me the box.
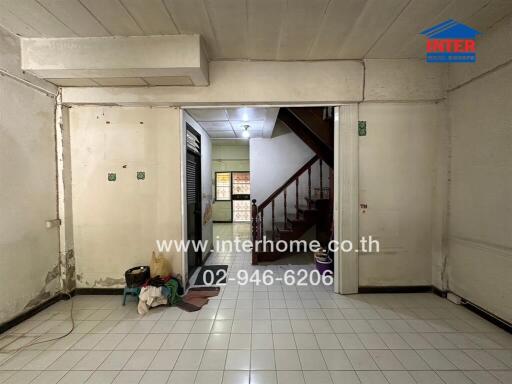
[150,251,171,277]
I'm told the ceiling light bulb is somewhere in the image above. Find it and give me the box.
[242,124,250,138]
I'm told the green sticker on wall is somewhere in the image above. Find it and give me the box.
[358,121,367,136]
[108,172,116,181]
[137,171,145,180]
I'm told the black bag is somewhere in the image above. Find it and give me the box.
[125,266,150,288]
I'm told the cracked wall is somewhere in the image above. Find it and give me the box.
[0,28,60,324]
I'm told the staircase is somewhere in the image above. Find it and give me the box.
[251,107,334,264]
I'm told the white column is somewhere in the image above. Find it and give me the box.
[335,104,359,294]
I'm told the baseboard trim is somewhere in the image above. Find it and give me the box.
[0,293,69,334]
[74,288,124,295]
[358,285,432,294]
[431,285,448,298]
[461,299,512,334]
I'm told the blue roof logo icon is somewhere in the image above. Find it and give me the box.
[421,19,480,39]
[421,20,480,63]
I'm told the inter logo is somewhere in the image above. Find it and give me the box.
[421,19,480,63]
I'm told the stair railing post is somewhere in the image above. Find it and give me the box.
[319,159,324,199]
[284,189,288,229]
[295,178,299,219]
[308,167,312,203]
[251,199,258,265]
[260,208,264,241]
[271,199,275,241]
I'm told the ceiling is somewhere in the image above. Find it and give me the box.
[187,107,279,139]
[1,0,511,60]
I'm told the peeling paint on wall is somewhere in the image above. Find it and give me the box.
[23,262,60,309]
[92,277,125,287]
[45,264,60,284]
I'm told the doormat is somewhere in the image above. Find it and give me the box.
[194,265,228,285]
[177,287,220,312]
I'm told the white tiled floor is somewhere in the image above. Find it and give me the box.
[0,223,511,384]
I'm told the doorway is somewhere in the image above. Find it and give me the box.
[181,105,359,294]
[185,124,202,276]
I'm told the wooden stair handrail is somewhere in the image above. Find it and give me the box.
[257,155,319,213]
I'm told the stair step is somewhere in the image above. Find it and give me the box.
[286,215,306,225]
[305,197,330,203]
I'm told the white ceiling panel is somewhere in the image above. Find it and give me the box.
[307,0,367,60]
[208,131,236,138]
[277,0,330,60]
[197,121,233,130]
[164,0,218,58]
[399,0,490,59]
[0,4,40,36]
[204,0,247,59]
[226,107,267,121]
[231,120,264,130]
[338,0,410,59]
[367,0,449,58]
[120,0,179,35]
[465,0,512,32]
[189,109,229,121]
[38,0,110,37]
[0,0,510,60]
[1,0,76,37]
[247,0,286,59]
[188,108,277,140]
[80,0,144,36]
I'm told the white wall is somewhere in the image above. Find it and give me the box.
[183,112,213,259]
[358,103,445,286]
[70,107,184,287]
[444,16,512,322]
[250,122,328,230]
[212,144,250,222]
[0,27,60,323]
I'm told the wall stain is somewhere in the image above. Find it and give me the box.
[24,263,60,309]
[45,264,60,284]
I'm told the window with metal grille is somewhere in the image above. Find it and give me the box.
[215,172,231,201]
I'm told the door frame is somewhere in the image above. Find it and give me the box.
[179,105,359,293]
